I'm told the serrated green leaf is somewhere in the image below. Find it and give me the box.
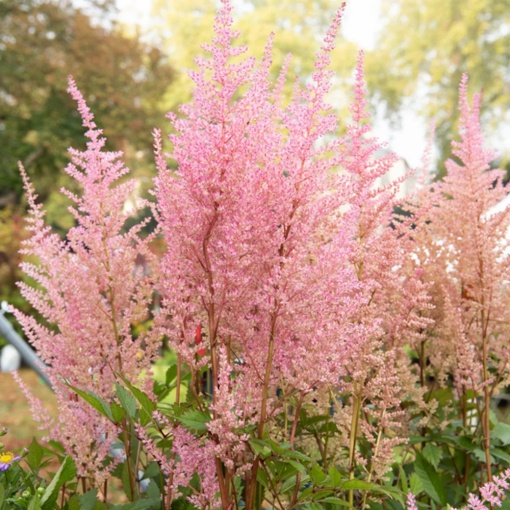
[27,438,44,471]
[491,447,510,463]
[308,463,327,485]
[473,448,493,463]
[180,409,210,432]
[79,489,99,510]
[281,449,311,462]
[492,422,510,445]
[66,494,80,510]
[116,383,137,418]
[146,479,161,500]
[409,472,423,495]
[0,482,5,510]
[414,452,446,505]
[399,464,408,493]
[111,498,161,509]
[422,443,443,468]
[249,438,269,457]
[165,365,178,385]
[27,495,41,510]
[143,461,161,479]
[110,402,126,424]
[41,456,77,510]
[321,496,351,506]
[340,479,379,491]
[117,375,156,416]
[285,459,307,474]
[68,385,113,421]
[328,466,343,488]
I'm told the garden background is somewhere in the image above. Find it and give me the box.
[1,1,510,509]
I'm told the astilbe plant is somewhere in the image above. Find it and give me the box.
[153,2,374,506]
[330,52,430,498]
[12,0,510,509]
[408,74,510,491]
[14,77,159,489]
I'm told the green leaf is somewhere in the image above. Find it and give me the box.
[27,438,45,471]
[340,479,379,491]
[120,462,136,502]
[308,463,327,485]
[492,422,510,445]
[303,501,327,509]
[321,496,351,506]
[399,465,408,493]
[179,409,211,432]
[68,385,113,421]
[281,449,311,462]
[409,472,423,495]
[143,462,161,479]
[146,479,161,500]
[473,448,493,464]
[309,489,335,501]
[249,439,271,458]
[165,365,178,385]
[27,495,41,510]
[284,459,306,474]
[490,448,510,463]
[0,482,4,510]
[256,465,269,489]
[117,375,156,416]
[41,456,77,510]
[414,452,447,505]
[79,489,99,510]
[281,474,299,494]
[111,498,161,509]
[422,443,443,468]
[66,494,81,510]
[116,383,137,419]
[108,402,125,424]
[328,466,343,488]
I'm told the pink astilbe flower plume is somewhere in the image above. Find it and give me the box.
[327,51,431,482]
[408,74,510,484]
[154,0,398,503]
[15,77,159,483]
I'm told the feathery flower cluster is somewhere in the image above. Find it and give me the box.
[409,74,510,411]
[15,77,159,482]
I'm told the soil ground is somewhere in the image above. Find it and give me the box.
[0,368,57,452]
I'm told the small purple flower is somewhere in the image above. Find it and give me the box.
[0,451,21,471]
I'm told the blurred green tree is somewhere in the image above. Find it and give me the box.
[0,0,175,208]
[151,0,357,111]
[365,0,510,176]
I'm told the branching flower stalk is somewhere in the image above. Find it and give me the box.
[15,76,159,486]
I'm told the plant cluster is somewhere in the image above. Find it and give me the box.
[3,1,510,509]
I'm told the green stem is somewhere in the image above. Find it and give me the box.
[348,389,361,507]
